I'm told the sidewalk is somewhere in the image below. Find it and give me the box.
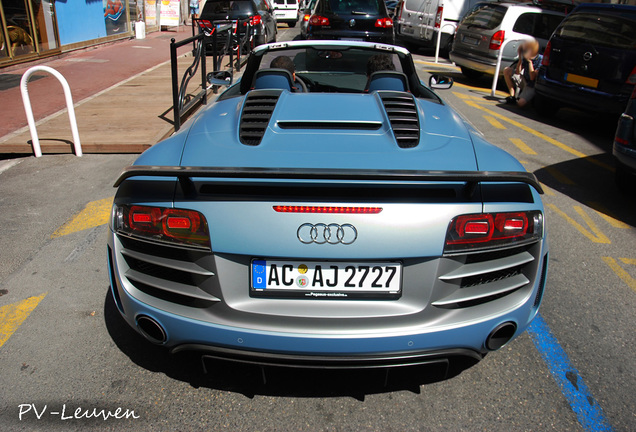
[0,26,209,155]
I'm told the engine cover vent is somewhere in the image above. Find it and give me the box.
[239,89,281,146]
[379,92,420,148]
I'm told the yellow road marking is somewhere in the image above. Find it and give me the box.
[484,115,506,129]
[545,166,575,185]
[0,293,47,348]
[453,92,470,100]
[454,82,508,98]
[586,202,631,229]
[620,258,636,265]
[509,138,537,155]
[602,257,636,293]
[52,197,113,238]
[548,204,610,244]
[414,60,461,71]
[462,100,613,172]
[540,183,556,196]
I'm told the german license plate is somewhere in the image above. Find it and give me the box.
[565,73,599,88]
[251,259,402,298]
[402,27,415,35]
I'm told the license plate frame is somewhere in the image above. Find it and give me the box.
[250,259,402,299]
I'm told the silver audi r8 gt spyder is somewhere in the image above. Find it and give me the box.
[107,40,548,368]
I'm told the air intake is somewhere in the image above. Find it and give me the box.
[239,90,281,146]
[379,92,420,148]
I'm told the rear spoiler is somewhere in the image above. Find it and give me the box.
[113,166,543,195]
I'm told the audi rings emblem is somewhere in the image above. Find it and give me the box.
[583,52,593,62]
[297,223,358,245]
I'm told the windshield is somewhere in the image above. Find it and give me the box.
[203,0,255,17]
[555,12,636,49]
[327,0,382,15]
[461,5,506,30]
[259,47,403,92]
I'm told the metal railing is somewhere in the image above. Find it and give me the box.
[491,37,534,97]
[20,66,82,157]
[170,32,207,132]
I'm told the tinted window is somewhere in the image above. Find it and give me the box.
[513,12,564,40]
[327,0,381,15]
[461,5,506,30]
[203,0,256,16]
[555,12,636,49]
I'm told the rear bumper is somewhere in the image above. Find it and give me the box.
[536,71,631,115]
[614,142,636,172]
[274,10,298,22]
[307,30,394,44]
[449,50,514,75]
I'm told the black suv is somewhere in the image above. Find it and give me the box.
[535,3,636,115]
[307,0,395,44]
[200,0,278,47]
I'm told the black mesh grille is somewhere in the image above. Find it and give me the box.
[239,90,281,146]
[461,267,522,288]
[379,92,420,148]
[534,256,548,307]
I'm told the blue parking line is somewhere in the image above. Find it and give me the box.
[527,314,614,432]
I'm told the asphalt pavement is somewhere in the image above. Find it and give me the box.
[0,26,634,432]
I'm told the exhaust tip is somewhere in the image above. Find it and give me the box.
[486,322,517,351]
[136,315,167,344]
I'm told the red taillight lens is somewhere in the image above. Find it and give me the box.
[542,41,551,66]
[434,6,443,29]
[397,1,405,21]
[273,205,383,214]
[250,15,262,26]
[116,205,210,250]
[375,17,393,28]
[303,14,310,22]
[445,211,542,253]
[309,15,330,26]
[627,66,636,85]
[489,30,505,50]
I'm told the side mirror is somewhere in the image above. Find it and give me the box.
[429,74,454,90]
[207,70,233,87]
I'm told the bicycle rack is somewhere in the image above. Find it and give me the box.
[20,66,82,157]
[434,23,457,64]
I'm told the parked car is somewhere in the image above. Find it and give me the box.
[273,0,300,27]
[299,0,318,38]
[450,1,567,78]
[614,85,636,191]
[108,40,548,368]
[396,0,482,52]
[200,0,278,47]
[306,0,395,44]
[535,3,636,116]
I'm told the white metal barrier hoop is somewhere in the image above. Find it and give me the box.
[434,23,458,64]
[20,66,82,157]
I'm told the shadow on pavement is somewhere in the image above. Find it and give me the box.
[534,154,636,226]
[103,290,479,400]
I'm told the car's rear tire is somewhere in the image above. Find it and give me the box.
[288,21,297,28]
[460,67,483,79]
[533,93,560,117]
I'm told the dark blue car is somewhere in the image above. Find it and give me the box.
[614,86,636,191]
[535,3,636,116]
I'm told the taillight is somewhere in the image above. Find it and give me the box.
[489,30,505,50]
[444,211,543,253]
[250,15,262,26]
[542,41,551,66]
[434,6,443,29]
[114,205,211,250]
[397,1,405,21]
[627,65,636,85]
[375,17,393,28]
[303,14,310,22]
[309,15,330,26]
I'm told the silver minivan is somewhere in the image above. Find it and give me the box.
[450,1,565,78]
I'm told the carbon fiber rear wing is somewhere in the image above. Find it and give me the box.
[113,166,543,195]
